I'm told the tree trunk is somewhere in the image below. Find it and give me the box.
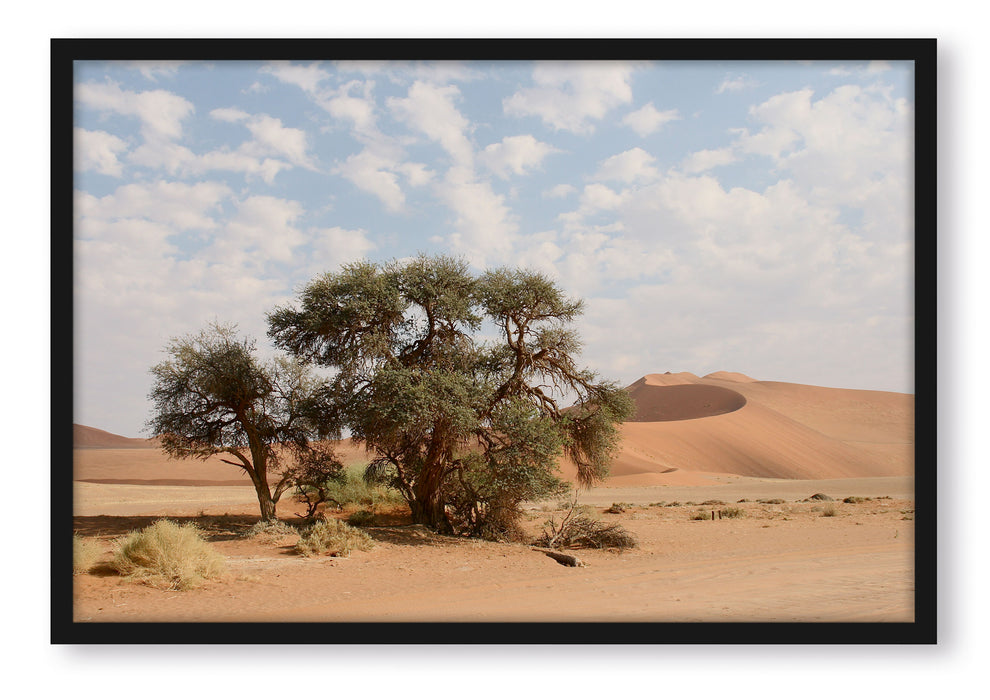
[256,488,278,522]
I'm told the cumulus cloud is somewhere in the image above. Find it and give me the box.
[434,166,517,265]
[260,61,331,94]
[334,149,408,212]
[543,183,576,199]
[621,102,680,137]
[715,73,759,94]
[681,147,736,174]
[504,62,634,134]
[388,81,474,166]
[478,134,559,179]
[75,81,194,142]
[593,147,660,183]
[74,127,129,176]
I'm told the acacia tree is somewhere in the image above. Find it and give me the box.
[147,322,343,521]
[268,255,633,534]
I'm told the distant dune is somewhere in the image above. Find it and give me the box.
[560,371,914,485]
[74,371,913,487]
[74,424,157,449]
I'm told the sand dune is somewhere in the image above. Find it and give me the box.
[74,424,157,449]
[73,371,913,488]
[560,372,913,485]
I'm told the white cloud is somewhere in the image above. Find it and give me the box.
[76,180,232,232]
[504,62,634,134]
[335,149,407,212]
[681,147,737,174]
[621,102,680,136]
[543,183,576,199]
[715,73,759,94]
[74,127,129,176]
[434,167,517,265]
[306,226,378,277]
[128,61,186,82]
[478,134,558,179]
[75,80,194,141]
[388,81,474,166]
[594,147,659,183]
[260,61,331,94]
[205,196,306,266]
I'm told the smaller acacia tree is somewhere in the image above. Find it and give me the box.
[147,322,343,521]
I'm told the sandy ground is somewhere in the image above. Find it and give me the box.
[72,477,914,623]
[70,374,914,624]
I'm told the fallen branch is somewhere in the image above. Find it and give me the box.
[532,547,585,567]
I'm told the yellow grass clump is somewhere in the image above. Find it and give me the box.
[111,519,226,590]
[73,534,103,574]
[294,515,374,558]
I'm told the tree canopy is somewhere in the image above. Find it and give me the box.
[268,255,633,534]
[147,322,343,521]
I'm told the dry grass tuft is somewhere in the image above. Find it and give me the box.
[244,519,299,544]
[73,534,103,574]
[110,519,226,590]
[294,516,374,557]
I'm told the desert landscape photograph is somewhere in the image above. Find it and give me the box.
[58,42,931,641]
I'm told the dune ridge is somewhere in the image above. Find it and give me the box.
[74,372,913,487]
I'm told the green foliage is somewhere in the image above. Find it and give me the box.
[294,516,374,557]
[110,519,226,590]
[147,322,344,521]
[269,255,633,536]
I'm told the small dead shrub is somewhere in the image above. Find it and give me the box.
[73,534,102,574]
[821,504,838,517]
[700,499,726,506]
[605,502,632,514]
[535,495,637,550]
[110,519,226,590]
[244,519,298,544]
[758,498,785,504]
[843,496,868,504]
[294,516,374,557]
[720,507,744,518]
[691,511,712,521]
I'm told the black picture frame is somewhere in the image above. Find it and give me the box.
[52,37,936,645]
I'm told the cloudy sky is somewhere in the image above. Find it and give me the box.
[73,58,914,438]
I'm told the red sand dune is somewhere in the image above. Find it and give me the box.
[560,371,913,485]
[74,371,913,487]
[74,424,157,449]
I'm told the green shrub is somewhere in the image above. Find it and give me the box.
[110,519,226,590]
[73,534,102,574]
[294,516,374,557]
[347,509,377,526]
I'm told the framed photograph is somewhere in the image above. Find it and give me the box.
[53,38,935,644]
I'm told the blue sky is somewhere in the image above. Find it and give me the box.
[73,59,914,437]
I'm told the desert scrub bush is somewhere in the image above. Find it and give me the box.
[535,494,637,550]
[720,507,744,518]
[690,511,712,520]
[820,504,838,517]
[244,519,298,543]
[843,496,868,504]
[757,498,785,504]
[347,509,377,526]
[294,516,374,557]
[700,499,726,506]
[110,519,226,590]
[73,534,102,574]
[605,502,633,514]
[295,464,404,516]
